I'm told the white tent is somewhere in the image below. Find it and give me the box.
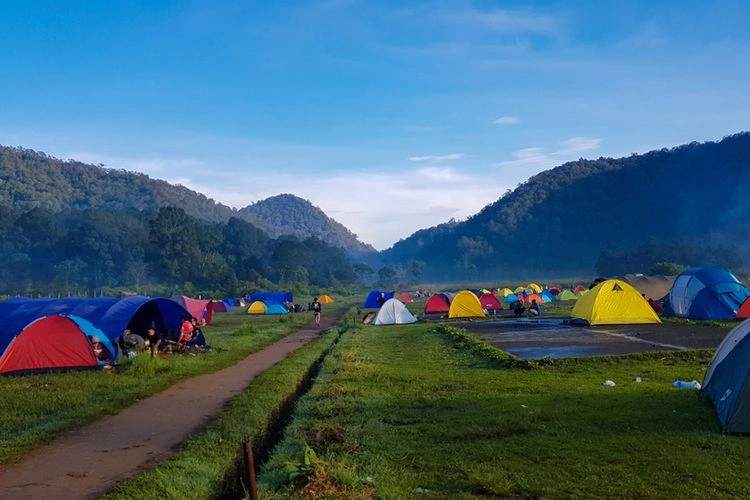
[373,298,417,325]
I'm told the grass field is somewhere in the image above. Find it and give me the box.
[255,321,749,499]
[0,306,328,465]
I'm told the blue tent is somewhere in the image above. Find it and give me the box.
[502,294,520,304]
[0,296,191,353]
[664,267,750,320]
[363,290,394,308]
[264,303,289,315]
[249,291,293,304]
[702,319,750,432]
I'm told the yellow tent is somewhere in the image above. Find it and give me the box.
[571,279,661,325]
[498,288,514,298]
[527,283,543,294]
[513,286,526,293]
[448,290,486,319]
[318,294,334,304]
[247,300,267,315]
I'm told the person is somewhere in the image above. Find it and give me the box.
[89,335,113,368]
[527,299,542,317]
[311,297,322,326]
[144,326,164,357]
[376,293,386,307]
[187,317,208,350]
[177,316,194,352]
[513,300,525,317]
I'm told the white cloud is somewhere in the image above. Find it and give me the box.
[195,168,501,250]
[408,153,463,162]
[433,8,562,37]
[493,116,520,126]
[494,137,602,173]
[417,166,467,182]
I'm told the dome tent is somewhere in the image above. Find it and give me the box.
[571,279,661,326]
[373,299,417,325]
[448,290,485,319]
[664,267,750,320]
[703,319,750,433]
[0,315,120,375]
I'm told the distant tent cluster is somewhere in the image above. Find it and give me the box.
[0,296,194,375]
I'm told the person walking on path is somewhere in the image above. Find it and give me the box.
[312,297,322,326]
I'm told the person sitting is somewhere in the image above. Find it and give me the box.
[186,317,208,351]
[513,301,525,317]
[176,316,194,353]
[527,299,542,317]
[144,326,164,357]
[89,335,114,369]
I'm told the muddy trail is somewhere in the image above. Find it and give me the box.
[0,309,348,499]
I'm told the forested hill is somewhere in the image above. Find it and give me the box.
[239,194,375,255]
[381,132,750,281]
[0,146,374,255]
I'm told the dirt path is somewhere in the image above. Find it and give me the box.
[0,311,346,499]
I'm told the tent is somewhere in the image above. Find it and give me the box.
[540,290,555,303]
[664,267,750,320]
[0,315,119,375]
[265,303,289,315]
[702,319,750,433]
[513,286,526,293]
[247,301,267,315]
[363,290,394,308]
[211,300,229,313]
[736,297,750,319]
[479,293,503,312]
[448,290,485,319]
[373,299,418,325]
[0,296,191,348]
[573,285,586,293]
[527,283,543,294]
[424,294,450,314]
[557,289,578,301]
[498,288,514,298]
[171,296,213,324]
[524,293,543,304]
[502,293,520,304]
[393,292,413,303]
[570,279,661,326]
[317,294,334,304]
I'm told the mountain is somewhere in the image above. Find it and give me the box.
[382,132,750,281]
[238,194,375,256]
[0,146,374,255]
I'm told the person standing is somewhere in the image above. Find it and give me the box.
[311,297,322,327]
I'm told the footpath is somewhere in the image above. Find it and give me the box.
[0,310,346,499]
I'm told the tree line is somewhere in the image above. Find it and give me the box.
[0,206,359,298]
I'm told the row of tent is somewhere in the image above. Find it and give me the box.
[0,296,200,375]
[570,267,750,325]
[245,294,334,315]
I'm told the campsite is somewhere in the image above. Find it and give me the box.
[3,277,750,498]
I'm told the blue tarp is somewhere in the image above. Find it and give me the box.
[0,296,191,353]
[249,291,293,304]
[363,290,394,308]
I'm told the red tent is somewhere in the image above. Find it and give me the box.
[171,296,213,324]
[479,293,503,311]
[0,316,99,374]
[424,294,450,314]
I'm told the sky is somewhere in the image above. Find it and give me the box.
[1,1,748,250]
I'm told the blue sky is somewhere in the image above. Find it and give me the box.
[1,1,748,249]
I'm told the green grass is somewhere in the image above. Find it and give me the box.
[102,324,347,500]
[0,306,342,465]
[257,322,750,499]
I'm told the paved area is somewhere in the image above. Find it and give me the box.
[450,318,733,359]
